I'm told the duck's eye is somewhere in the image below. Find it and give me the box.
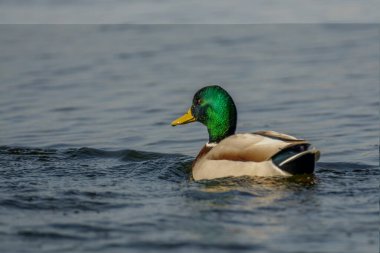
[197,99,202,105]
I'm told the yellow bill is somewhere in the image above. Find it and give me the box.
[171,108,196,126]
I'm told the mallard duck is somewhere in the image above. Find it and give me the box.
[171,85,320,181]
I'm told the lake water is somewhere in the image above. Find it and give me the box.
[0,25,378,253]
[0,0,379,23]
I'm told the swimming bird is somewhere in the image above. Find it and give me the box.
[171,85,320,181]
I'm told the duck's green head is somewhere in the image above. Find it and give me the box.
[171,85,237,143]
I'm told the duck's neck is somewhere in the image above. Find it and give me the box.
[207,115,237,144]
[207,126,235,144]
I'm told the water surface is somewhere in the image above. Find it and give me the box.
[0,24,378,252]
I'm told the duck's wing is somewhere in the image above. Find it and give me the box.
[205,132,309,162]
[253,130,305,141]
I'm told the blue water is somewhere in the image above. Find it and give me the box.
[0,25,378,252]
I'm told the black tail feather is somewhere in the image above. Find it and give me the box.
[272,144,318,175]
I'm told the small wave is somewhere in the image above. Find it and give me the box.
[50,106,84,112]
[51,64,92,76]
[211,35,259,46]
[62,189,127,199]
[117,50,157,60]
[1,145,189,161]
[17,230,85,240]
[317,161,378,175]
[49,222,119,234]
[65,147,187,161]
[97,241,263,251]
[0,146,57,156]
[0,195,139,212]
[183,188,257,201]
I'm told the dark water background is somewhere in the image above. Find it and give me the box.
[0,25,378,252]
